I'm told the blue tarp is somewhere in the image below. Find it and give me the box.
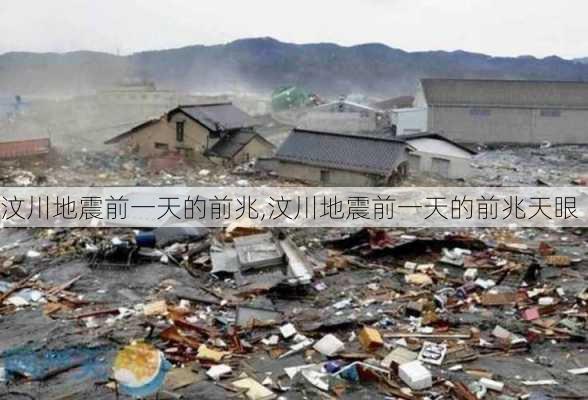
[2,345,111,381]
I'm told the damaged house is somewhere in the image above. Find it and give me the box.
[402,132,476,179]
[266,129,411,186]
[262,129,475,185]
[298,99,391,133]
[105,103,274,164]
[205,130,275,165]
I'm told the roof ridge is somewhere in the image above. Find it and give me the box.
[292,128,405,143]
[179,102,233,108]
[421,78,588,85]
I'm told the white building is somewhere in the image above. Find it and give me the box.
[415,78,588,144]
[297,100,391,133]
[390,107,428,136]
[261,129,475,184]
[403,133,476,179]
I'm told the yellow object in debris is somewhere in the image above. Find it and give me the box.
[197,344,225,362]
[544,255,571,267]
[232,377,277,400]
[405,273,433,286]
[143,300,168,316]
[358,326,384,352]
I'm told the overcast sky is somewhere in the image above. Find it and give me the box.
[0,0,584,59]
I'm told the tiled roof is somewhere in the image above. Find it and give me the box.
[274,129,408,175]
[207,131,272,159]
[175,103,254,131]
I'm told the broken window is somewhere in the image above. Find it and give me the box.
[176,121,185,142]
[540,109,561,117]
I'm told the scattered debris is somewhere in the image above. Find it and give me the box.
[398,360,432,390]
[1,212,587,398]
[313,334,345,357]
[480,377,504,392]
[207,364,232,380]
[358,326,384,352]
[418,341,447,366]
[232,376,276,400]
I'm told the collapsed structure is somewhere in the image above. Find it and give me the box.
[261,129,475,185]
[1,220,587,399]
[0,133,587,399]
[297,99,392,134]
[105,103,274,165]
[402,132,477,179]
[266,129,411,186]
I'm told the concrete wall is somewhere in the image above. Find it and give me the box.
[391,108,428,135]
[298,112,378,133]
[232,137,275,164]
[413,84,428,108]
[119,114,215,159]
[273,160,380,186]
[427,105,588,144]
[409,150,472,179]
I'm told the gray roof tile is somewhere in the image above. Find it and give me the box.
[207,131,271,159]
[275,129,408,175]
[178,103,253,131]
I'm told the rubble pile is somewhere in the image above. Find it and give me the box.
[1,224,587,399]
[3,144,588,188]
[469,145,588,186]
[1,145,588,398]
[0,150,286,188]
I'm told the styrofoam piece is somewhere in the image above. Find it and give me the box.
[313,334,344,357]
[280,323,297,339]
[398,360,432,390]
[464,268,478,281]
[207,364,232,380]
[480,377,504,392]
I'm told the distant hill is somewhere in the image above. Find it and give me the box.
[574,57,588,64]
[3,37,588,97]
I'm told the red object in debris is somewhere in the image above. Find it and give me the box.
[0,138,50,159]
[526,330,542,344]
[538,242,555,256]
[522,307,540,321]
[368,229,395,249]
